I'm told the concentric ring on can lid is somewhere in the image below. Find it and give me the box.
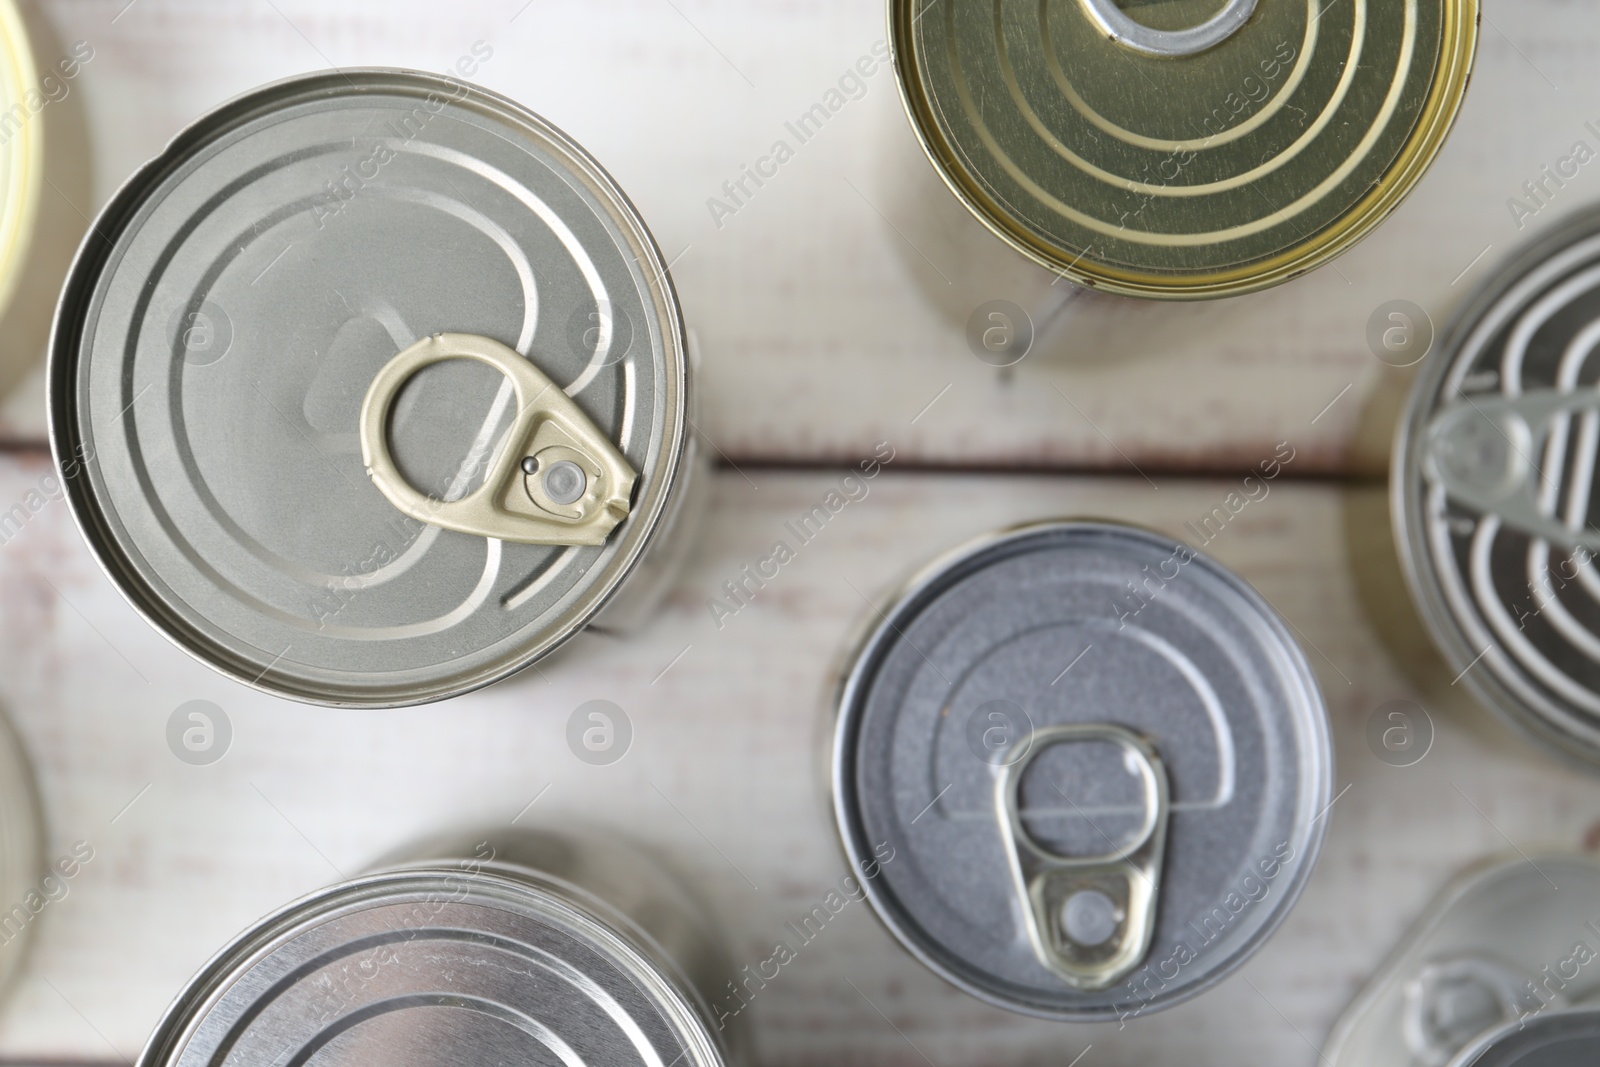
[0,0,41,319]
[137,868,727,1067]
[48,69,689,706]
[889,0,1478,298]
[832,521,1331,1019]
[1395,208,1600,768]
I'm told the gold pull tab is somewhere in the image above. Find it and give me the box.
[997,723,1169,991]
[359,333,637,546]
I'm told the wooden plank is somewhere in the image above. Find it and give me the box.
[0,0,1592,475]
[0,454,1595,1063]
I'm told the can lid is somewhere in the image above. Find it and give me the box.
[1395,209,1600,767]
[49,70,688,706]
[0,706,40,994]
[0,0,40,319]
[832,521,1331,1019]
[1453,1008,1600,1067]
[1324,853,1600,1067]
[889,0,1478,298]
[137,867,726,1067]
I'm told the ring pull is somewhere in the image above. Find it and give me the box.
[1423,389,1600,552]
[1400,957,1536,1065]
[359,333,637,546]
[1077,0,1257,57]
[996,723,1169,991]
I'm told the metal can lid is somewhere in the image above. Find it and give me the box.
[1453,1008,1600,1067]
[1325,854,1600,1067]
[1395,210,1600,767]
[832,521,1331,1019]
[49,69,689,706]
[0,706,41,993]
[137,866,727,1067]
[889,0,1478,298]
[0,0,41,319]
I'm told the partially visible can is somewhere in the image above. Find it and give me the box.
[0,705,40,1000]
[1395,208,1600,768]
[0,0,40,328]
[1326,854,1600,1067]
[48,69,698,707]
[889,0,1478,298]
[832,521,1332,1020]
[138,828,741,1067]
[1451,1007,1600,1067]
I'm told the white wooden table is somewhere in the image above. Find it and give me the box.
[0,2,1599,1065]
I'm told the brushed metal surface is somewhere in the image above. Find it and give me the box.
[49,69,691,706]
[833,520,1332,1019]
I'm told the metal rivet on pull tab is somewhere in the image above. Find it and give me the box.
[1401,957,1535,1065]
[1423,390,1600,552]
[359,333,637,546]
[997,723,1169,991]
[1077,0,1257,58]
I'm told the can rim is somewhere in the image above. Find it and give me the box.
[886,0,1481,300]
[135,865,726,1067]
[831,518,1333,1019]
[46,67,691,707]
[1323,850,1600,1065]
[1451,1004,1600,1066]
[0,0,42,322]
[1391,206,1600,769]
[0,704,42,998]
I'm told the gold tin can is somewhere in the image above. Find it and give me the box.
[890,0,1478,299]
[0,0,40,324]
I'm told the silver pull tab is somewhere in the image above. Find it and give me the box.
[1077,0,1257,57]
[1423,390,1600,550]
[359,333,637,546]
[997,723,1169,991]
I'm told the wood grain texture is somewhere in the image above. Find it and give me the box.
[0,455,1594,1064]
[0,0,1592,474]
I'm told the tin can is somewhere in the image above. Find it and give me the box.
[0,705,41,999]
[1451,1007,1600,1067]
[48,69,697,707]
[888,0,1478,299]
[0,0,40,329]
[831,520,1332,1020]
[1394,208,1600,768]
[137,827,742,1067]
[1326,854,1600,1067]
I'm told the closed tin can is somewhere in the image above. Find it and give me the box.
[47,69,697,707]
[1395,208,1600,768]
[0,0,40,329]
[1452,1007,1600,1067]
[0,706,41,1000]
[138,828,740,1067]
[1327,854,1600,1067]
[832,521,1332,1020]
[889,0,1478,299]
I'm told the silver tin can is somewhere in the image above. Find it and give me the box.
[48,69,696,707]
[1452,1007,1600,1067]
[0,705,41,1000]
[137,828,740,1067]
[1394,208,1600,767]
[1327,854,1600,1067]
[831,520,1332,1020]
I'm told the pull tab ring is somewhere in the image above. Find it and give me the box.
[1424,389,1600,552]
[359,333,637,546]
[997,723,1170,991]
[1077,0,1257,57]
